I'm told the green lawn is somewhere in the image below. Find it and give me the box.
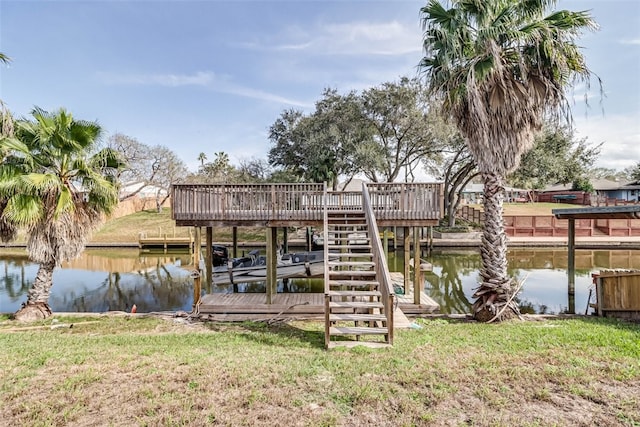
[1,315,638,426]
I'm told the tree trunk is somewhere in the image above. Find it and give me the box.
[14,261,56,321]
[472,172,519,322]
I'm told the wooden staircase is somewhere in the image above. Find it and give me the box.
[324,209,394,349]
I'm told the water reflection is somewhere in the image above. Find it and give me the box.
[0,249,196,313]
[415,248,640,315]
[1,247,639,315]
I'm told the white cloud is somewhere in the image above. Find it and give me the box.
[96,71,310,107]
[620,38,640,45]
[319,21,422,56]
[96,71,217,87]
[246,19,422,57]
[572,112,640,170]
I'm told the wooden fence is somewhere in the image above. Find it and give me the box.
[457,206,640,237]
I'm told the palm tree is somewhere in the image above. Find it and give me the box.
[197,152,207,166]
[0,53,16,242]
[0,107,124,320]
[420,0,597,321]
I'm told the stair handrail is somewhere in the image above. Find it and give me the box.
[323,182,331,347]
[323,182,330,293]
[361,183,394,344]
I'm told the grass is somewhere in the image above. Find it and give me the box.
[468,202,577,216]
[91,208,269,244]
[0,315,638,426]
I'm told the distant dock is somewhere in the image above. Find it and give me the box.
[138,235,194,252]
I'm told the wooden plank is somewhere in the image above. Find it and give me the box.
[330,326,388,335]
[329,301,384,309]
[328,290,381,297]
[329,314,387,322]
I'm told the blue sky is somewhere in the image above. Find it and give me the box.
[1,0,638,177]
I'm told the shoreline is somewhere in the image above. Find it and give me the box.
[3,235,640,250]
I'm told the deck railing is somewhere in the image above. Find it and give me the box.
[172,182,442,225]
[362,183,394,344]
[366,182,442,222]
[172,183,326,224]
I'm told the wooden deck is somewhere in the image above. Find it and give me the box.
[197,292,428,328]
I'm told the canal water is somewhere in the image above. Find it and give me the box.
[1,247,639,315]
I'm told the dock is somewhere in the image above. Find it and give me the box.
[197,293,420,329]
[138,235,194,252]
[389,272,440,315]
[197,270,439,328]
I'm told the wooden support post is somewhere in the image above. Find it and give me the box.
[266,227,278,304]
[596,276,604,317]
[205,227,212,291]
[567,218,576,314]
[393,226,397,250]
[232,227,238,258]
[403,227,410,295]
[192,272,201,311]
[413,226,421,305]
[283,227,288,254]
[192,227,202,310]
[193,227,202,270]
[383,227,389,258]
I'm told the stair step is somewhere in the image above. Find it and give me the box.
[333,252,373,258]
[329,270,376,277]
[329,314,387,322]
[327,230,367,235]
[329,280,379,287]
[329,301,384,309]
[328,244,372,250]
[329,261,375,267]
[329,326,388,336]
[328,290,381,297]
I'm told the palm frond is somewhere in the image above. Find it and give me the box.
[4,194,43,227]
[419,0,598,174]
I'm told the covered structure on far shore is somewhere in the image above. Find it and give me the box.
[552,206,640,314]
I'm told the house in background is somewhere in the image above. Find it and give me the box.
[593,179,640,204]
[619,182,640,203]
[461,183,529,204]
[535,179,640,206]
